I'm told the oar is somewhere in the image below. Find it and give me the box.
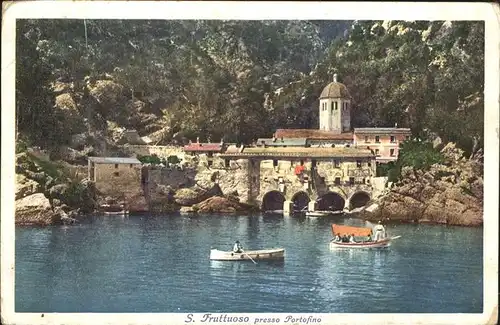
[243,251,257,264]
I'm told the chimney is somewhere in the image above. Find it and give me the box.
[333,73,338,83]
[220,138,224,145]
[196,136,200,143]
[395,122,398,128]
[272,135,276,143]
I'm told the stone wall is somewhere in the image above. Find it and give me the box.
[148,167,196,189]
[124,144,185,159]
[93,164,143,201]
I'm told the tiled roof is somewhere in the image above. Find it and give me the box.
[221,147,374,158]
[354,128,411,134]
[256,138,307,146]
[184,143,223,152]
[88,157,142,164]
[274,129,354,140]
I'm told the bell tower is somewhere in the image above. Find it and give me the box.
[319,74,351,134]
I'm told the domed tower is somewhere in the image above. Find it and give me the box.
[319,74,351,134]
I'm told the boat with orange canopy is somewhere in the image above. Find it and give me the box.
[329,224,401,249]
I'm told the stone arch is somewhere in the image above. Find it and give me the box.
[261,191,286,212]
[291,191,310,212]
[349,191,371,210]
[316,192,345,212]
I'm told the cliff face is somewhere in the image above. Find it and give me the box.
[362,143,483,226]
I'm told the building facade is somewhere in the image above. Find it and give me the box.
[353,127,411,163]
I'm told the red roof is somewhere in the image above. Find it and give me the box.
[183,143,222,152]
[274,129,354,140]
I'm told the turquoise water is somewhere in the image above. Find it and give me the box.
[15,214,483,313]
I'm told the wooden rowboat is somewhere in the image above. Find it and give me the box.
[329,223,401,249]
[209,248,285,261]
[329,236,401,249]
[306,210,343,218]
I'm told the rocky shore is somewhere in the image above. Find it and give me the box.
[16,142,483,227]
[15,152,99,226]
[358,143,483,227]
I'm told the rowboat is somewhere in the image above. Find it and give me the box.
[306,210,343,218]
[329,223,401,249]
[329,236,401,249]
[103,210,129,216]
[264,210,283,216]
[209,248,285,261]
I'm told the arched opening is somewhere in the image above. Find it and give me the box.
[261,191,285,212]
[316,192,345,212]
[291,191,310,212]
[349,191,371,210]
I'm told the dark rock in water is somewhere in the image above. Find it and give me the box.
[193,196,258,214]
[173,184,223,206]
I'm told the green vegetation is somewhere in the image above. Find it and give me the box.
[379,140,445,181]
[16,20,483,158]
[167,155,181,165]
[137,154,162,165]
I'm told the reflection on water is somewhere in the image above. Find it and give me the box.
[15,215,483,313]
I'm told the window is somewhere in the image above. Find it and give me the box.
[356,160,362,168]
[390,149,395,156]
[129,164,133,168]
[375,136,380,143]
[334,102,338,110]
[365,136,369,143]
[349,177,355,185]
[225,159,230,168]
[334,160,340,168]
[273,159,278,167]
[390,135,396,143]
[300,160,304,166]
[113,171,119,177]
[331,102,334,111]
[368,161,372,167]
[334,177,341,185]
[375,149,380,156]
[311,159,317,168]
[406,135,410,140]
[208,152,213,158]
[114,164,119,169]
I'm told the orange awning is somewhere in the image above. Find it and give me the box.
[332,224,372,237]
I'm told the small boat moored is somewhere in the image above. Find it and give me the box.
[209,248,285,261]
[306,210,343,218]
[329,223,401,249]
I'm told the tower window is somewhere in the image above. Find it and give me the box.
[334,102,338,110]
[356,160,362,168]
[390,135,396,143]
[375,136,380,143]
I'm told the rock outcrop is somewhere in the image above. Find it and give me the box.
[16,193,55,226]
[193,196,258,214]
[361,143,483,226]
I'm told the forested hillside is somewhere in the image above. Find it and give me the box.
[16,19,483,157]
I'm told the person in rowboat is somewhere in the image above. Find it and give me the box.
[233,240,243,253]
[373,221,386,241]
[334,233,341,242]
[349,234,356,243]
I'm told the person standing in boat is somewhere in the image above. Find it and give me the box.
[373,221,386,241]
[233,240,243,253]
[349,234,356,243]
